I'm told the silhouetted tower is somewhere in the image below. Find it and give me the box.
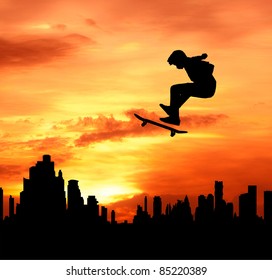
[9,195,14,218]
[214,181,223,210]
[239,185,257,223]
[0,187,3,222]
[214,181,227,223]
[264,191,272,224]
[165,203,171,216]
[17,155,66,222]
[195,195,207,224]
[111,210,116,224]
[153,196,162,219]
[182,195,193,224]
[248,185,257,218]
[136,205,143,216]
[195,194,215,224]
[101,206,108,223]
[168,197,193,225]
[87,195,99,220]
[67,179,84,212]
[134,197,152,224]
[144,195,148,214]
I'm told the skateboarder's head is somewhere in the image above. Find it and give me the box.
[167,50,187,69]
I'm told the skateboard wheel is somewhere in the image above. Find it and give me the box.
[141,121,147,127]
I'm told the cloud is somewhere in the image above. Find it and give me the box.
[85,18,97,27]
[24,137,70,152]
[0,119,74,167]
[52,24,67,31]
[79,0,272,46]
[0,34,95,68]
[73,109,228,146]
[0,36,71,67]
[182,114,228,127]
[0,163,26,192]
[0,164,23,178]
[73,109,163,147]
[0,0,57,23]
[64,33,95,44]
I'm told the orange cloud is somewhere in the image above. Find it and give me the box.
[73,109,228,146]
[0,34,95,68]
[0,36,71,67]
[85,18,97,27]
[0,164,23,178]
[52,24,67,31]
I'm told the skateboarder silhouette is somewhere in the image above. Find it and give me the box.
[160,50,216,125]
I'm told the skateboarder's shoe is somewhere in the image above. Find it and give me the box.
[159,104,174,116]
[160,116,180,126]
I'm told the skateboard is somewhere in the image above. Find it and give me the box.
[134,113,188,137]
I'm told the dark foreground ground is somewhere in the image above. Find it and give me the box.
[1,221,271,260]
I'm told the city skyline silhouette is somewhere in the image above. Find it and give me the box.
[1,154,272,260]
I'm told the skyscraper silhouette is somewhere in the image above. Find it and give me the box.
[153,196,162,219]
[87,195,99,221]
[239,185,257,223]
[248,185,257,218]
[214,180,227,223]
[214,180,223,210]
[144,195,147,214]
[195,195,209,224]
[101,206,108,223]
[111,210,116,225]
[16,155,66,222]
[67,179,84,212]
[9,195,14,218]
[2,155,272,260]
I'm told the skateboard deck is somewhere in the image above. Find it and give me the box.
[134,113,188,137]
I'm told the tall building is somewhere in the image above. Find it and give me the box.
[165,203,171,216]
[195,193,215,224]
[67,179,84,212]
[264,191,272,224]
[195,195,207,224]
[101,206,108,223]
[248,185,257,218]
[9,195,14,218]
[133,196,151,224]
[0,187,3,221]
[214,181,227,223]
[182,195,193,223]
[214,181,223,211]
[239,185,257,223]
[111,210,116,224]
[153,196,162,219]
[17,155,66,222]
[87,195,99,219]
[144,196,147,213]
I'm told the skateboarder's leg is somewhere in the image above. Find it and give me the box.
[160,83,195,113]
[170,83,195,109]
[160,83,197,125]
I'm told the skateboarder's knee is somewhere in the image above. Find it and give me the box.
[170,84,181,93]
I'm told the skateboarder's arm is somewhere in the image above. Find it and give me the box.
[191,53,208,60]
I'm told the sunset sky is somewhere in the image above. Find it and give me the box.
[1,0,272,222]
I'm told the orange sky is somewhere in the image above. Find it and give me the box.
[1,0,272,222]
